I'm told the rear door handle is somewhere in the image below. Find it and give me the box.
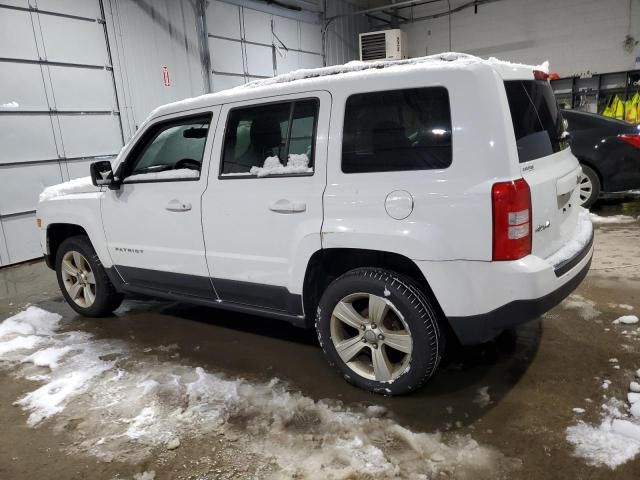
[269,199,306,213]
[165,199,192,212]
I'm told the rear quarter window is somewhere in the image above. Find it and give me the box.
[505,80,567,163]
[342,87,452,173]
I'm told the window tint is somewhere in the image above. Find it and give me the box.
[221,99,318,177]
[342,87,452,174]
[125,115,210,181]
[505,80,567,163]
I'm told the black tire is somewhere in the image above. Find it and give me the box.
[55,235,123,317]
[316,267,443,395]
[579,164,601,209]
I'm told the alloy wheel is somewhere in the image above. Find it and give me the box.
[330,292,412,382]
[61,251,96,308]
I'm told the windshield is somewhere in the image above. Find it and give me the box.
[505,80,567,163]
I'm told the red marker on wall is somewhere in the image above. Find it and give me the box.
[162,65,171,87]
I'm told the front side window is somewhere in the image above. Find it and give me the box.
[220,99,318,177]
[342,87,452,174]
[123,115,211,182]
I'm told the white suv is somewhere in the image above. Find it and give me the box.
[37,54,594,395]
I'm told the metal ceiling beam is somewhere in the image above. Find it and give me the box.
[325,0,441,21]
[365,13,392,24]
[381,9,408,21]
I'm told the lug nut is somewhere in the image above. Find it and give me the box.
[362,338,367,343]
[378,334,384,340]
[372,343,378,349]
[371,324,377,329]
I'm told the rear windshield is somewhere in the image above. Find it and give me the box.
[505,80,566,163]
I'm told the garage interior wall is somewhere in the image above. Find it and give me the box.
[399,0,640,77]
[0,0,124,266]
[324,0,369,66]
[0,0,368,267]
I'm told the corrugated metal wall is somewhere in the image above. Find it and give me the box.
[105,0,365,136]
[324,0,368,66]
[104,0,209,137]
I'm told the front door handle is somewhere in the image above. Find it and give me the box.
[165,199,192,212]
[269,199,306,213]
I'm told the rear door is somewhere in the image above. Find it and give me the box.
[504,80,582,259]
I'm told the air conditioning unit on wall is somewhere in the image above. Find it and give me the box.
[359,29,408,61]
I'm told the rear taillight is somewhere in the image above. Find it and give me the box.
[492,178,532,261]
[533,70,549,80]
[619,134,640,149]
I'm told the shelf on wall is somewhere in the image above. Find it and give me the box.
[551,68,640,113]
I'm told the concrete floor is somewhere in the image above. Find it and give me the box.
[1,200,640,479]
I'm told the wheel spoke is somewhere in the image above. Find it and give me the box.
[72,251,84,270]
[83,285,95,305]
[69,282,82,300]
[62,259,79,276]
[382,331,412,354]
[372,347,393,382]
[368,295,389,324]
[333,301,367,329]
[335,335,365,363]
[85,271,96,285]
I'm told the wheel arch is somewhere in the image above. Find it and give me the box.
[46,223,89,269]
[302,248,446,328]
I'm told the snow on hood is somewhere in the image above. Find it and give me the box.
[39,176,97,203]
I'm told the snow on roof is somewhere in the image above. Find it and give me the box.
[149,52,548,121]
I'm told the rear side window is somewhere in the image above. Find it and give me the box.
[342,87,452,173]
[505,80,566,163]
[220,99,318,177]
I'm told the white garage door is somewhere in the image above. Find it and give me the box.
[0,0,123,266]
[206,0,323,93]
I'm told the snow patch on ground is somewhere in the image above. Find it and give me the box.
[562,294,601,320]
[613,315,639,325]
[473,386,491,408]
[567,370,640,468]
[0,307,518,478]
[589,213,637,225]
[545,208,593,267]
[1,101,19,108]
[566,419,640,468]
[39,176,96,202]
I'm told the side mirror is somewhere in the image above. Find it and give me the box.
[90,160,116,187]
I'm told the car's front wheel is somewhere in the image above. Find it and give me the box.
[316,268,443,395]
[578,164,601,208]
[55,236,123,317]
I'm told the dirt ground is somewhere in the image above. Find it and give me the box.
[1,200,640,479]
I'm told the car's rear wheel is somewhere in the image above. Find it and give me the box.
[316,268,443,395]
[55,236,123,317]
[578,164,601,208]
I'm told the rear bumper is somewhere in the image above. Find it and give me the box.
[416,231,594,345]
[448,251,591,344]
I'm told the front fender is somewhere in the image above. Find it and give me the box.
[37,192,111,268]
